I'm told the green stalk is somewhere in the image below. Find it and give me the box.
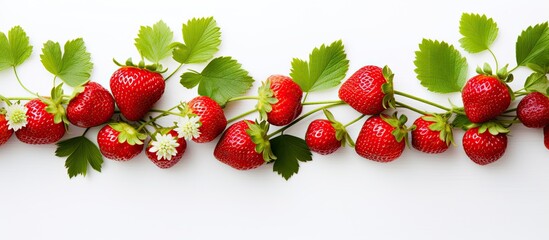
[13,66,37,96]
[136,104,181,132]
[267,102,345,138]
[343,114,366,128]
[302,100,345,106]
[164,63,184,81]
[227,109,258,123]
[394,90,451,111]
[226,96,260,103]
[395,101,428,115]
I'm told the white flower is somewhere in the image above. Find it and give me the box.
[148,134,180,161]
[5,103,28,131]
[175,115,201,140]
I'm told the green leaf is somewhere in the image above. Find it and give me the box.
[180,56,254,106]
[452,114,473,130]
[290,40,349,92]
[524,72,549,93]
[516,22,549,70]
[459,13,498,53]
[414,39,468,93]
[56,136,103,178]
[40,38,93,87]
[271,135,312,180]
[135,20,174,63]
[0,26,33,71]
[173,17,221,64]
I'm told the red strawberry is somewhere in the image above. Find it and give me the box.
[15,99,65,144]
[0,114,13,146]
[543,125,549,149]
[517,92,549,128]
[110,66,165,121]
[260,75,303,126]
[462,127,507,165]
[97,123,145,161]
[186,96,227,143]
[338,65,395,115]
[146,130,187,169]
[305,119,341,155]
[411,115,452,154]
[355,114,411,162]
[462,75,511,123]
[214,120,266,170]
[67,82,115,128]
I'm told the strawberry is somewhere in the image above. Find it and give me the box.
[543,125,549,149]
[258,75,303,126]
[462,74,511,123]
[186,96,227,143]
[15,99,65,144]
[338,65,395,115]
[355,113,411,162]
[462,126,508,165]
[214,120,268,170]
[305,109,353,155]
[146,130,186,169]
[67,82,115,128]
[517,92,549,128]
[110,66,165,121]
[0,114,13,146]
[411,115,452,154]
[97,123,145,161]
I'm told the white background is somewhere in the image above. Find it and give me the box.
[1,0,548,239]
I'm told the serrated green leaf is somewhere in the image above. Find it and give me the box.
[290,40,349,92]
[56,136,103,178]
[524,72,549,93]
[181,56,254,106]
[135,20,174,63]
[516,22,549,70]
[414,39,468,93]
[173,17,221,64]
[271,135,312,180]
[0,26,33,71]
[452,114,473,130]
[40,38,93,87]
[459,13,498,53]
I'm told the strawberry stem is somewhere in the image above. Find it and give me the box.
[487,48,499,72]
[394,90,451,111]
[5,97,33,101]
[395,101,428,115]
[504,108,517,113]
[13,66,37,96]
[302,100,345,106]
[267,102,345,138]
[343,114,366,128]
[227,109,258,124]
[82,128,90,137]
[137,105,180,132]
[226,96,260,103]
[164,63,184,81]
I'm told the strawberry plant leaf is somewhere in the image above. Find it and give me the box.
[180,56,254,106]
[56,136,103,178]
[452,114,473,130]
[271,135,312,180]
[173,17,221,64]
[290,40,349,92]
[135,20,174,64]
[524,72,549,93]
[40,38,93,87]
[459,13,498,53]
[0,26,33,71]
[516,22,549,72]
[414,39,468,93]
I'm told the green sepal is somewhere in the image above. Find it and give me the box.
[245,120,276,162]
[109,122,146,145]
[421,113,454,146]
[323,109,354,147]
[256,79,278,121]
[381,65,396,109]
[112,58,167,73]
[477,121,510,135]
[41,84,69,128]
[380,112,414,146]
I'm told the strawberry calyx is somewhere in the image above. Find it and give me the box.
[381,65,396,110]
[465,120,510,136]
[381,112,415,145]
[421,113,454,146]
[256,79,278,121]
[113,58,167,74]
[245,120,276,162]
[476,63,515,101]
[41,84,69,128]
[110,122,147,145]
[323,109,354,147]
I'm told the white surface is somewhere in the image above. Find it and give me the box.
[1,0,549,239]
